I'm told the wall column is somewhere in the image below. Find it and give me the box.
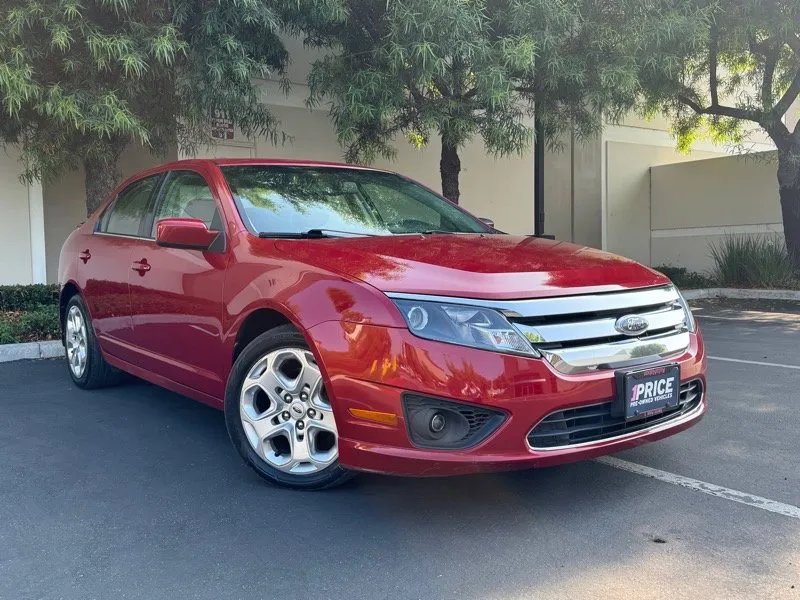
[27,179,47,284]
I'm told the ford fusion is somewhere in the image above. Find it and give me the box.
[59,159,706,490]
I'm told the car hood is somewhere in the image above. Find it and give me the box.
[274,234,669,300]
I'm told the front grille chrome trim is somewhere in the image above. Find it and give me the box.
[513,306,687,344]
[539,331,691,374]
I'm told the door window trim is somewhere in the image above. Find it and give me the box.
[94,172,166,240]
[149,169,227,253]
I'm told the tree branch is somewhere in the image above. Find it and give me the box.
[772,70,800,120]
[677,94,759,121]
[788,35,800,56]
[761,45,779,110]
[709,22,719,107]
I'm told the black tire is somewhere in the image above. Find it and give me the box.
[63,295,126,389]
[224,325,355,490]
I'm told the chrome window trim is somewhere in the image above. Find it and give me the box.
[527,391,705,451]
[540,331,691,374]
[386,286,679,318]
[93,231,153,241]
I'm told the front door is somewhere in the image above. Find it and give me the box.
[127,169,228,398]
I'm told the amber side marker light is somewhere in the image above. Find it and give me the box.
[348,408,398,426]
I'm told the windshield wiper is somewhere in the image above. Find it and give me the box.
[258,228,379,239]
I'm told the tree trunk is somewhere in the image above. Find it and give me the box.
[777,149,800,266]
[779,183,800,265]
[83,143,124,216]
[440,141,461,204]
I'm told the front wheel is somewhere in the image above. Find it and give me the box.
[224,325,354,490]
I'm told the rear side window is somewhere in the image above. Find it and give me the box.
[99,175,160,237]
[153,171,221,232]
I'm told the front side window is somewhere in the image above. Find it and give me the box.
[153,170,221,233]
[99,175,160,237]
[221,166,488,236]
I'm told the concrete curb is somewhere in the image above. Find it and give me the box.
[0,340,63,363]
[683,288,800,301]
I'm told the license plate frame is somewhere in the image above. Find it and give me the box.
[614,364,681,421]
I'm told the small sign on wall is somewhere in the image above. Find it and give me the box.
[211,110,234,141]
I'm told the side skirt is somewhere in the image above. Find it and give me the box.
[104,352,225,411]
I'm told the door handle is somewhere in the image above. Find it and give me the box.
[79,249,91,264]
[131,259,151,275]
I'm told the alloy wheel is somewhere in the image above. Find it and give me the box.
[65,305,88,379]
[239,348,338,475]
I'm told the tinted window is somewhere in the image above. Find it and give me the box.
[101,175,160,237]
[221,166,487,236]
[153,171,221,233]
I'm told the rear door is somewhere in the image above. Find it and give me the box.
[81,174,163,359]
[127,169,229,398]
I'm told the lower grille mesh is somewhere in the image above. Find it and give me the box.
[528,380,703,449]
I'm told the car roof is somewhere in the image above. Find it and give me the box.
[158,158,381,171]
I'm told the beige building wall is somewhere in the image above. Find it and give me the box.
[604,142,723,265]
[0,147,34,285]
[650,152,782,273]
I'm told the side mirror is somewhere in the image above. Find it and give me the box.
[156,218,219,250]
[478,217,495,229]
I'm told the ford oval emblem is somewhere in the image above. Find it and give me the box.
[615,315,649,336]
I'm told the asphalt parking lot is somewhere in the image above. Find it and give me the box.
[1,302,798,600]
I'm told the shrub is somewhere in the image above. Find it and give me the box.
[0,320,16,345]
[709,234,797,289]
[16,305,61,341]
[654,265,715,289]
[0,284,59,311]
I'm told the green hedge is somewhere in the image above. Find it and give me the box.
[0,305,61,344]
[0,284,59,311]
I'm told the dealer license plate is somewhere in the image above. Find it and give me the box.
[620,364,680,421]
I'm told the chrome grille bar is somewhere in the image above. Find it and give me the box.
[539,332,691,374]
[513,306,686,344]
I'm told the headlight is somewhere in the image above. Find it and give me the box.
[391,299,538,357]
[675,288,696,332]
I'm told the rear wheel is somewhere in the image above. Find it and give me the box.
[64,295,125,389]
[225,325,354,490]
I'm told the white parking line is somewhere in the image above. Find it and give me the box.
[595,456,800,520]
[708,356,800,370]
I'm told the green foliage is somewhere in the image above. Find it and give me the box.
[0,321,16,345]
[0,284,59,311]
[0,304,61,344]
[302,0,640,199]
[17,305,61,341]
[654,265,715,289]
[625,0,799,163]
[709,234,798,289]
[0,0,344,209]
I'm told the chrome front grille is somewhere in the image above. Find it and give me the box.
[505,285,691,373]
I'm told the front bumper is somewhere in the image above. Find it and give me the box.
[308,321,707,477]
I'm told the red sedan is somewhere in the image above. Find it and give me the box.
[59,159,706,489]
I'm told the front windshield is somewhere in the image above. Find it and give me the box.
[221,166,489,236]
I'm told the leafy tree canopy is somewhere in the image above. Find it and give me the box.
[303,0,641,203]
[0,0,344,213]
[623,0,800,260]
